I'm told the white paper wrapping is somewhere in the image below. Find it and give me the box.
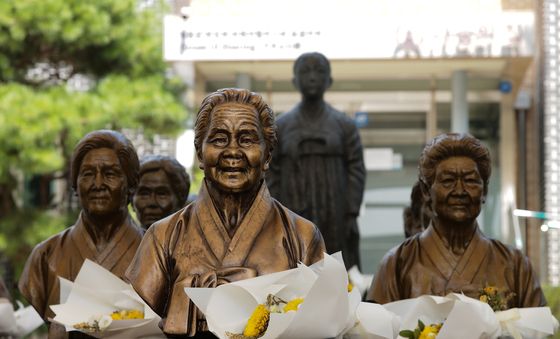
[384,293,559,339]
[495,306,559,339]
[186,252,365,339]
[49,259,165,338]
[0,299,43,337]
[384,293,500,339]
[347,265,374,298]
[342,302,400,339]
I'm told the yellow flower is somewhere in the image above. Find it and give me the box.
[111,310,144,320]
[419,323,442,339]
[347,283,354,292]
[283,298,304,312]
[111,312,122,320]
[483,286,497,296]
[243,304,270,337]
[479,295,488,303]
[124,310,144,319]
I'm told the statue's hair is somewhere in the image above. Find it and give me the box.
[71,130,139,199]
[403,180,431,238]
[293,52,331,75]
[138,155,190,206]
[418,133,491,196]
[194,88,277,157]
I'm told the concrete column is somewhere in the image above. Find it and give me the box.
[499,92,517,245]
[236,73,252,90]
[426,78,438,141]
[193,66,207,109]
[451,70,469,133]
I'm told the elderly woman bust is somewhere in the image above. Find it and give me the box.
[126,88,325,338]
[367,133,545,308]
[133,155,190,229]
[19,130,143,338]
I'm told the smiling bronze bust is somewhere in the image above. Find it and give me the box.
[367,133,546,308]
[126,88,326,338]
[18,130,143,338]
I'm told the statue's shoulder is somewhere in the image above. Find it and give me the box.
[148,205,193,239]
[27,226,74,262]
[272,199,319,238]
[383,234,421,262]
[325,103,357,129]
[275,107,300,127]
[486,236,526,260]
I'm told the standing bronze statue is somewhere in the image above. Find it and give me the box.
[18,130,143,338]
[126,88,326,338]
[133,155,190,229]
[267,52,366,269]
[367,133,546,307]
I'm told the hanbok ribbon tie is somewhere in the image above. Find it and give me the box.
[200,267,258,288]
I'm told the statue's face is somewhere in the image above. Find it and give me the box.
[293,56,331,99]
[200,103,269,193]
[133,169,179,228]
[429,156,484,225]
[77,147,128,217]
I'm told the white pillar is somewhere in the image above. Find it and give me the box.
[426,78,438,141]
[500,93,517,245]
[543,0,560,286]
[451,70,468,133]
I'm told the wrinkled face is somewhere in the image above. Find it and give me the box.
[77,148,128,217]
[133,169,180,228]
[430,156,484,225]
[199,103,270,193]
[293,56,332,99]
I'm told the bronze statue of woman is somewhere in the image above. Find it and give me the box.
[126,88,325,338]
[367,133,545,308]
[19,130,143,338]
[133,155,190,229]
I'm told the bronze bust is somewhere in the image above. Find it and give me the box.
[18,130,143,338]
[403,180,430,238]
[126,88,326,337]
[133,155,190,229]
[267,52,366,269]
[367,133,546,308]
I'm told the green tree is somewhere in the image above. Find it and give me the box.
[0,0,187,297]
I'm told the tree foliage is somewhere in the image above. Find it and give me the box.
[0,0,186,194]
[0,0,167,83]
[0,0,188,297]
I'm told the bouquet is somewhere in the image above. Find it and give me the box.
[385,293,558,339]
[0,299,44,337]
[49,259,165,338]
[477,285,515,312]
[185,252,369,339]
[473,284,558,338]
[384,293,501,339]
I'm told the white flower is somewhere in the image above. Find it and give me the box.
[98,315,112,331]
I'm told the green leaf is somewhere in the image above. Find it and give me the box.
[399,329,416,338]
